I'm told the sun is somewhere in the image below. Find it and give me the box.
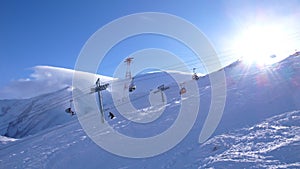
[233,24,296,65]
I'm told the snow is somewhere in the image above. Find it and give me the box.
[0,136,18,144]
[199,110,300,168]
[0,54,299,168]
[0,87,75,138]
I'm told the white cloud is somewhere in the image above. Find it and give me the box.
[0,66,113,100]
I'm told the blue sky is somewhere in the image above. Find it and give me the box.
[1,0,299,90]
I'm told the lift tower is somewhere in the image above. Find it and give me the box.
[124,57,134,91]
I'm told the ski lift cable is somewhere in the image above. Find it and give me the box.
[103,29,300,84]
[4,60,298,148]
[96,38,300,87]
[14,54,298,124]
[104,54,240,87]
[0,81,106,132]
[2,49,297,131]
[0,82,193,150]
[31,86,93,113]
[1,43,299,133]
[94,46,296,90]
[8,91,75,122]
[0,81,153,132]
[108,30,300,82]
[104,59,300,112]
[0,86,94,131]
[102,79,194,112]
[1,63,299,144]
[93,47,243,86]
[97,59,300,112]
[2,30,300,136]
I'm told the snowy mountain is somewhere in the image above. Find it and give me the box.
[0,87,74,138]
[0,67,114,139]
[0,54,299,168]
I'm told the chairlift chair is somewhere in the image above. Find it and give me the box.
[179,83,187,95]
[192,74,199,80]
[128,78,136,92]
[65,99,75,115]
[192,68,199,80]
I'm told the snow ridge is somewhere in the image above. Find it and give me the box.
[200,110,300,169]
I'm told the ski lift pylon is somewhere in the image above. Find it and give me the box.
[95,78,105,123]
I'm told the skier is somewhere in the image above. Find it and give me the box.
[108,112,115,119]
[129,77,136,92]
[71,110,75,116]
[65,107,75,116]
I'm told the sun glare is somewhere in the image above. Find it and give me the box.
[234,24,296,65]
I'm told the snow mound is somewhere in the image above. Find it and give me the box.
[199,110,300,169]
[0,136,18,145]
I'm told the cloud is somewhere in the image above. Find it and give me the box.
[0,66,113,100]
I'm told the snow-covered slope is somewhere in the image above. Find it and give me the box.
[0,54,299,168]
[199,110,300,169]
[0,68,114,139]
[0,87,74,138]
[0,110,298,168]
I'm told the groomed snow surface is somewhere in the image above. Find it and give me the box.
[0,54,300,168]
